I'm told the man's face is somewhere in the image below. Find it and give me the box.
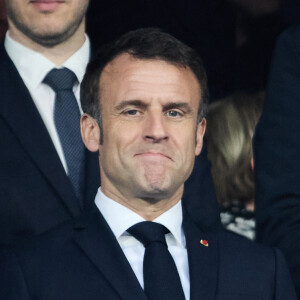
[5,0,89,46]
[85,54,206,203]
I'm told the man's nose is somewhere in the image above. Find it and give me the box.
[143,113,168,143]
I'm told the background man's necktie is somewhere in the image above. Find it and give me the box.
[43,68,85,203]
[128,221,185,300]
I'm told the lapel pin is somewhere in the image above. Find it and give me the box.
[200,239,209,247]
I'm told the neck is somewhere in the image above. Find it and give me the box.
[101,185,183,221]
[8,21,86,66]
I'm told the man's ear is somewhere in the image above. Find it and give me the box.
[195,118,206,156]
[80,113,100,152]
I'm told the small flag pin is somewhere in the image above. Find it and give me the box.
[200,239,209,247]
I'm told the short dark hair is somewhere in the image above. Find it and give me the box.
[81,28,209,127]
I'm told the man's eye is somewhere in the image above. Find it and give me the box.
[124,109,140,116]
[166,110,181,117]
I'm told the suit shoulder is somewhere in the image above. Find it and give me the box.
[217,230,290,277]
[9,217,76,258]
[9,207,99,256]
[276,22,300,52]
[219,230,275,256]
[0,43,15,72]
[218,230,289,277]
[215,231,297,298]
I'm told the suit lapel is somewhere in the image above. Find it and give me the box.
[0,45,80,217]
[182,148,221,230]
[73,208,147,300]
[183,210,219,300]
[83,150,100,208]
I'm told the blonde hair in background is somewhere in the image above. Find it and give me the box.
[206,91,264,207]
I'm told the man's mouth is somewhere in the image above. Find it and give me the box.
[134,152,172,161]
[30,0,64,12]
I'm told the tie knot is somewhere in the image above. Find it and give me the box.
[43,68,77,92]
[127,221,169,247]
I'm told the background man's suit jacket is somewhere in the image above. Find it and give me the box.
[0,44,100,246]
[0,44,221,246]
[0,204,296,300]
[254,22,300,297]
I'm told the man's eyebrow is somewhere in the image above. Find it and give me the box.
[163,102,192,113]
[114,100,148,111]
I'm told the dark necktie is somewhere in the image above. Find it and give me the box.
[43,68,85,202]
[127,221,185,300]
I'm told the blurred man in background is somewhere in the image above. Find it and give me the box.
[0,0,99,246]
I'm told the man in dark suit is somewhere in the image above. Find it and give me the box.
[0,0,100,246]
[0,0,221,247]
[254,22,300,297]
[0,28,296,300]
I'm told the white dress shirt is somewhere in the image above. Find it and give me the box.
[4,32,90,173]
[95,188,190,299]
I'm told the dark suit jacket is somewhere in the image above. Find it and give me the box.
[0,44,100,246]
[0,204,296,300]
[254,23,300,297]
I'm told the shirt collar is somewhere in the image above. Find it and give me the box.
[95,188,185,247]
[154,200,184,247]
[63,34,90,83]
[4,31,90,89]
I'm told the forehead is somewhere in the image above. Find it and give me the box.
[99,54,201,105]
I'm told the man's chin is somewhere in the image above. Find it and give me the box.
[26,29,74,47]
[16,17,82,47]
[135,181,175,202]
